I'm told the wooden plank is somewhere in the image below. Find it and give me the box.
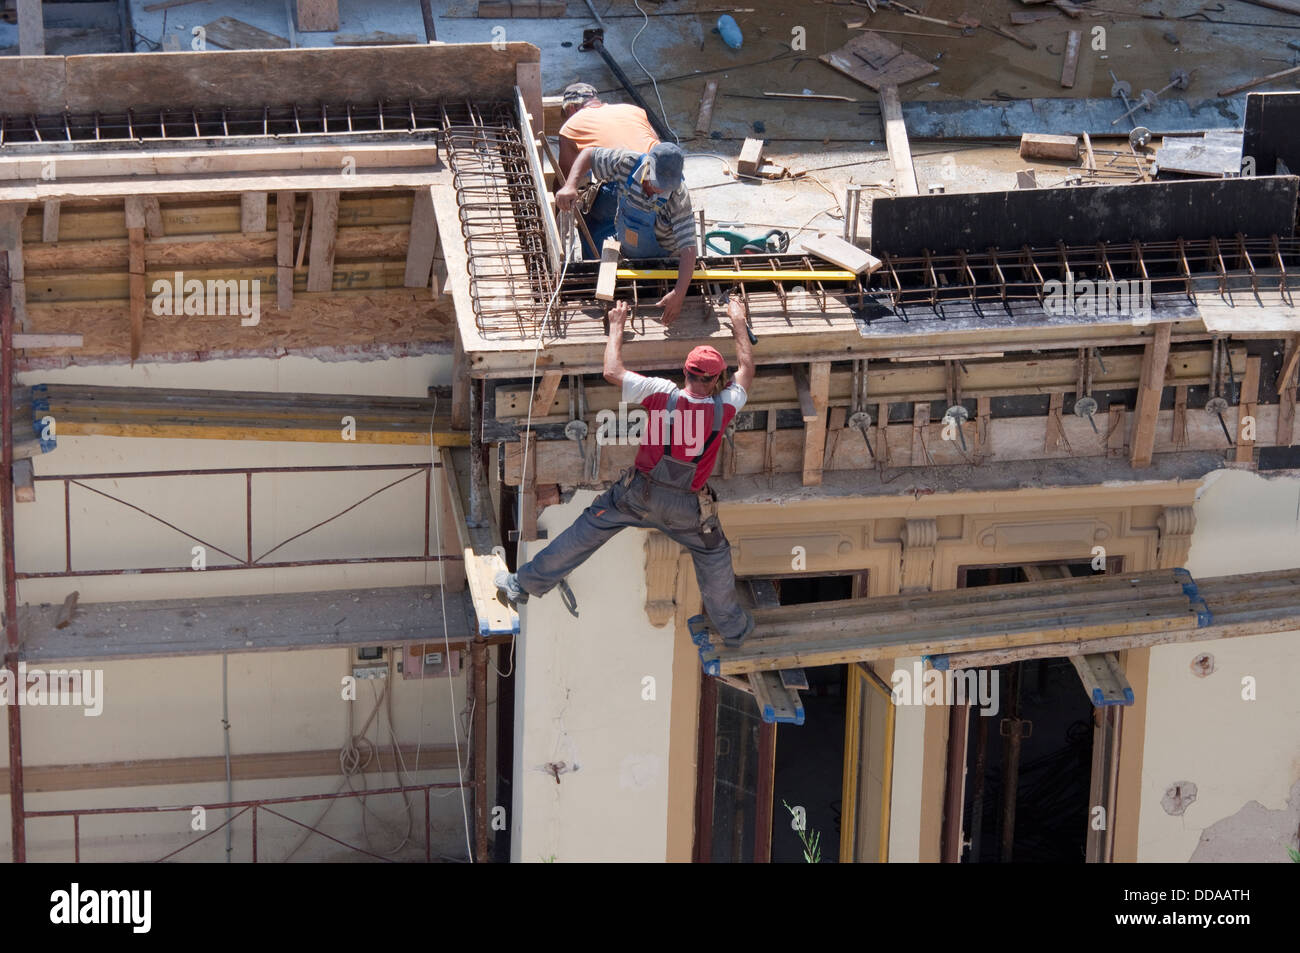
[0,144,440,183]
[1130,323,1172,467]
[821,32,938,91]
[276,191,296,312]
[240,192,268,234]
[799,232,883,275]
[792,365,817,421]
[333,32,421,46]
[17,0,43,55]
[516,61,543,138]
[41,200,60,244]
[1060,30,1081,88]
[404,186,440,289]
[801,362,831,486]
[695,80,719,137]
[202,17,291,50]
[1235,355,1262,464]
[596,238,621,302]
[306,190,339,293]
[737,138,765,176]
[879,85,919,197]
[296,0,340,32]
[1020,133,1080,160]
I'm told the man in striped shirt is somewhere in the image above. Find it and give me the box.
[557,142,697,325]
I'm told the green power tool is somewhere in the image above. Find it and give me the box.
[704,229,790,256]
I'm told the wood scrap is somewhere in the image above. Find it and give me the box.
[1019,132,1079,160]
[596,238,620,302]
[202,17,290,50]
[800,233,883,275]
[333,32,421,45]
[696,80,719,137]
[55,591,80,629]
[1061,30,1081,88]
[819,31,938,91]
[737,137,765,175]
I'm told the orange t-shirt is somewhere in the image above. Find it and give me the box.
[558,102,658,155]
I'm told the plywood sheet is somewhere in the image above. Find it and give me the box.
[819,32,938,91]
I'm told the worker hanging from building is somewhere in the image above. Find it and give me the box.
[496,296,757,645]
[556,141,696,325]
[556,82,659,258]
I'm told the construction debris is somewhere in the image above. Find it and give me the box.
[819,31,938,90]
[1019,132,1080,160]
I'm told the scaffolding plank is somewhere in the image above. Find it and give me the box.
[748,669,805,724]
[870,176,1299,258]
[17,585,478,663]
[1069,652,1135,706]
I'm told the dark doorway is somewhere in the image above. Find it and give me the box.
[955,560,1117,863]
[768,573,857,863]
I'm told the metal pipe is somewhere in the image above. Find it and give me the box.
[1,251,27,862]
[222,654,233,862]
[583,0,606,28]
[579,30,675,143]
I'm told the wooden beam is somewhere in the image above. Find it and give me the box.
[1130,323,1172,468]
[530,370,565,419]
[240,192,268,234]
[128,226,146,362]
[1277,336,1299,448]
[404,186,440,289]
[596,238,621,302]
[306,190,340,293]
[801,362,831,485]
[1019,133,1080,161]
[17,0,43,56]
[1235,355,1261,464]
[0,144,441,183]
[695,80,719,137]
[41,200,59,244]
[276,191,295,312]
[792,365,817,421]
[879,85,918,197]
[799,232,883,275]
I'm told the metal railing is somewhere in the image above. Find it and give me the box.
[26,782,469,863]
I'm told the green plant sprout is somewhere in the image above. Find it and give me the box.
[783,800,822,863]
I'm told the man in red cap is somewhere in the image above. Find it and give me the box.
[497,297,757,644]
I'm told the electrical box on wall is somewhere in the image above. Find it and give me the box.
[400,643,461,679]
[353,646,387,679]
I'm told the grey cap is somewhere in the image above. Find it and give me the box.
[562,82,598,107]
[646,142,684,192]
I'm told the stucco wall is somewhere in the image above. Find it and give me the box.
[511,491,675,862]
[1136,469,1300,862]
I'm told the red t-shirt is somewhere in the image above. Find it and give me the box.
[622,371,748,491]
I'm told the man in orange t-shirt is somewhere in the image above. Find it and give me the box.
[557,82,659,256]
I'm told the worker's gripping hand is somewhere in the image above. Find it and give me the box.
[608,300,630,334]
[556,181,579,212]
[727,295,749,330]
[657,287,685,326]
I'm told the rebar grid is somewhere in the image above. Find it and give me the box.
[441,101,558,337]
[0,100,469,146]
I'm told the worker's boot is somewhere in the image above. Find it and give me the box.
[494,571,529,609]
[723,609,755,647]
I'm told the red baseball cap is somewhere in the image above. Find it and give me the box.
[684,345,726,377]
